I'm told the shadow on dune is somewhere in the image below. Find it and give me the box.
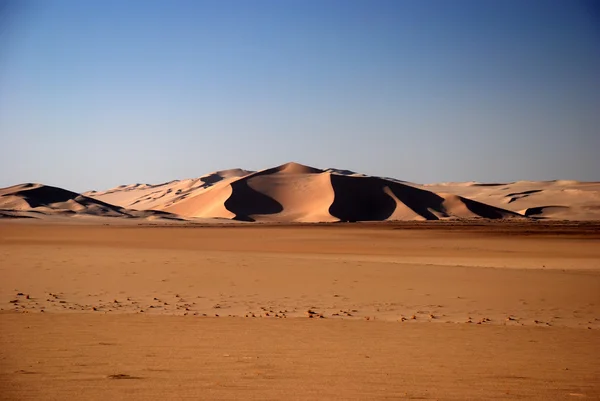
[326,168,356,176]
[0,212,37,219]
[523,206,569,218]
[506,189,543,197]
[14,186,82,208]
[505,189,543,204]
[385,182,446,220]
[329,175,444,221]
[221,163,316,221]
[329,175,519,221]
[471,183,509,187]
[224,178,283,222]
[200,173,224,186]
[2,184,189,220]
[13,185,133,216]
[328,175,396,221]
[76,196,129,213]
[460,197,518,219]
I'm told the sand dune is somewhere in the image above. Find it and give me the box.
[0,183,185,221]
[83,168,253,211]
[420,180,600,220]
[160,163,335,221]
[160,162,521,222]
[3,162,597,222]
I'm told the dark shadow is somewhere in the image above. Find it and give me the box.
[75,195,127,213]
[0,212,36,219]
[224,178,283,221]
[524,206,569,217]
[329,175,445,221]
[385,181,445,220]
[326,168,356,176]
[506,189,542,197]
[14,186,81,208]
[505,189,543,204]
[328,175,397,221]
[460,197,518,219]
[329,175,516,221]
[200,173,224,186]
[13,185,130,216]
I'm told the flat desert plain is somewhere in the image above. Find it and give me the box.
[1,222,599,400]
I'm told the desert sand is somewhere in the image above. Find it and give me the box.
[3,163,599,222]
[0,183,186,222]
[419,180,600,221]
[84,162,599,222]
[1,221,599,400]
[85,162,523,222]
[1,162,599,399]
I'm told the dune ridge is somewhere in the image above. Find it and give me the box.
[3,162,598,222]
[83,168,253,211]
[419,179,600,221]
[0,183,184,221]
[162,162,521,222]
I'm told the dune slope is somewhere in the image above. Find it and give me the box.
[0,183,184,221]
[420,180,600,220]
[162,162,522,222]
[9,162,595,222]
[84,169,253,211]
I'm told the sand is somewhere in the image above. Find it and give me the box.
[0,184,186,222]
[84,169,252,212]
[81,163,600,222]
[420,180,600,221]
[83,162,522,222]
[4,163,599,222]
[1,222,599,400]
[2,315,598,401]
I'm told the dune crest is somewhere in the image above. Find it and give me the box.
[0,183,184,221]
[83,168,253,211]
[4,162,597,222]
[163,162,521,222]
[418,180,600,221]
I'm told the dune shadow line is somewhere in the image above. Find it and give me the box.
[224,179,283,221]
[329,175,443,221]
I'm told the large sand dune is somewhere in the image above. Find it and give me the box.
[83,168,253,211]
[89,162,522,222]
[2,162,598,222]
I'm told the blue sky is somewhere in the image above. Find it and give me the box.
[0,0,598,191]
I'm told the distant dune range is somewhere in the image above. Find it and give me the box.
[0,183,184,221]
[1,162,598,222]
[420,179,600,221]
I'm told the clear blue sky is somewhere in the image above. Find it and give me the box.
[1,0,598,191]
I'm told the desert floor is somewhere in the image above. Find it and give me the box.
[1,222,599,400]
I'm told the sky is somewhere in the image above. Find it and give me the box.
[0,0,599,192]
